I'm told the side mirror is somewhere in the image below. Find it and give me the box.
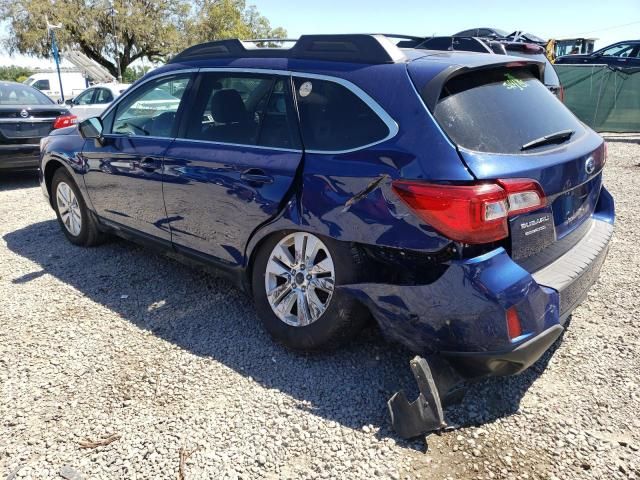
[65,98,74,106]
[78,117,103,140]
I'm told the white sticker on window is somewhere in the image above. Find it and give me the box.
[299,81,313,97]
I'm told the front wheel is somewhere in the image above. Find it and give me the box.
[252,231,369,351]
[51,168,106,247]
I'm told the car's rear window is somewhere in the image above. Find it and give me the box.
[432,68,583,154]
[0,83,54,106]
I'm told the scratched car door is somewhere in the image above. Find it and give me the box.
[162,71,303,266]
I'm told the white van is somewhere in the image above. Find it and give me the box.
[24,72,88,103]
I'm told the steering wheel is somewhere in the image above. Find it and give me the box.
[116,122,150,136]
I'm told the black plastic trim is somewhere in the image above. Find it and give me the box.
[170,34,407,65]
[442,324,564,377]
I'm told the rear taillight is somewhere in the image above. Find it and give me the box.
[52,114,77,129]
[392,179,546,244]
[497,179,546,216]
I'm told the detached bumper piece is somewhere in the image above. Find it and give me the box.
[389,325,565,438]
[388,356,448,439]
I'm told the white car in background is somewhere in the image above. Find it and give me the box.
[66,83,130,120]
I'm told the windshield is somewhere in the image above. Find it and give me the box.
[432,68,583,154]
[0,82,54,106]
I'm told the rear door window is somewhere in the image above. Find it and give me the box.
[95,88,114,104]
[34,79,51,90]
[293,77,390,152]
[182,73,300,149]
[432,68,584,154]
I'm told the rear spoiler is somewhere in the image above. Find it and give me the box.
[420,59,546,111]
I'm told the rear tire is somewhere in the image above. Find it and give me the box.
[252,231,369,351]
[51,168,106,247]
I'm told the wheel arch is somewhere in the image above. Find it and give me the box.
[42,154,94,213]
[43,158,66,207]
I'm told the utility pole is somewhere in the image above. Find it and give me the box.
[46,17,65,103]
[109,1,122,83]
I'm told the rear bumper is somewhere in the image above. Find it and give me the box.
[341,187,614,379]
[0,145,40,170]
[443,324,564,376]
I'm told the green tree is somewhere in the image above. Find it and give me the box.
[185,0,288,45]
[1,1,286,80]
[0,66,34,82]
[122,65,152,83]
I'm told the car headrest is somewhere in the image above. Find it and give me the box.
[210,89,247,124]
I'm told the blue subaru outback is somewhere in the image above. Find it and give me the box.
[39,35,614,436]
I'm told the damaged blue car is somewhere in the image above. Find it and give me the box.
[39,35,614,437]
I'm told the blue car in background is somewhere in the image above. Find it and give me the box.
[39,35,614,435]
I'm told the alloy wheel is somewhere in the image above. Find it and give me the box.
[265,232,335,327]
[56,181,82,237]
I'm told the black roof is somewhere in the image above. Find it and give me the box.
[169,34,411,65]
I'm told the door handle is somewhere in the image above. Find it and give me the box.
[240,168,273,184]
[139,157,160,172]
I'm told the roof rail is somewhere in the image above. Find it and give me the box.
[241,38,298,44]
[169,34,408,65]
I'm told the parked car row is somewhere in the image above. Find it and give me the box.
[0,79,131,171]
[452,27,640,67]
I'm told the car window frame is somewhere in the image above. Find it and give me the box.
[102,71,196,139]
[100,67,398,154]
[291,72,399,154]
[175,70,302,152]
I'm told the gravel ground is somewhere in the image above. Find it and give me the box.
[1,140,639,480]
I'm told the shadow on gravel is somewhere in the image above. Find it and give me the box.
[443,330,566,430]
[0,171,39,192]
[4,219,562,448]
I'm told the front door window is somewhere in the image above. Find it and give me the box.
[110,75,191,138]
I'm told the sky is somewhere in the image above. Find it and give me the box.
[1,0,638,68]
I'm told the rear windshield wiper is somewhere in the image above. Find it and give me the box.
[520,129,575,151]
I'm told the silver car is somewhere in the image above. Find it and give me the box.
[66,83,130,121]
